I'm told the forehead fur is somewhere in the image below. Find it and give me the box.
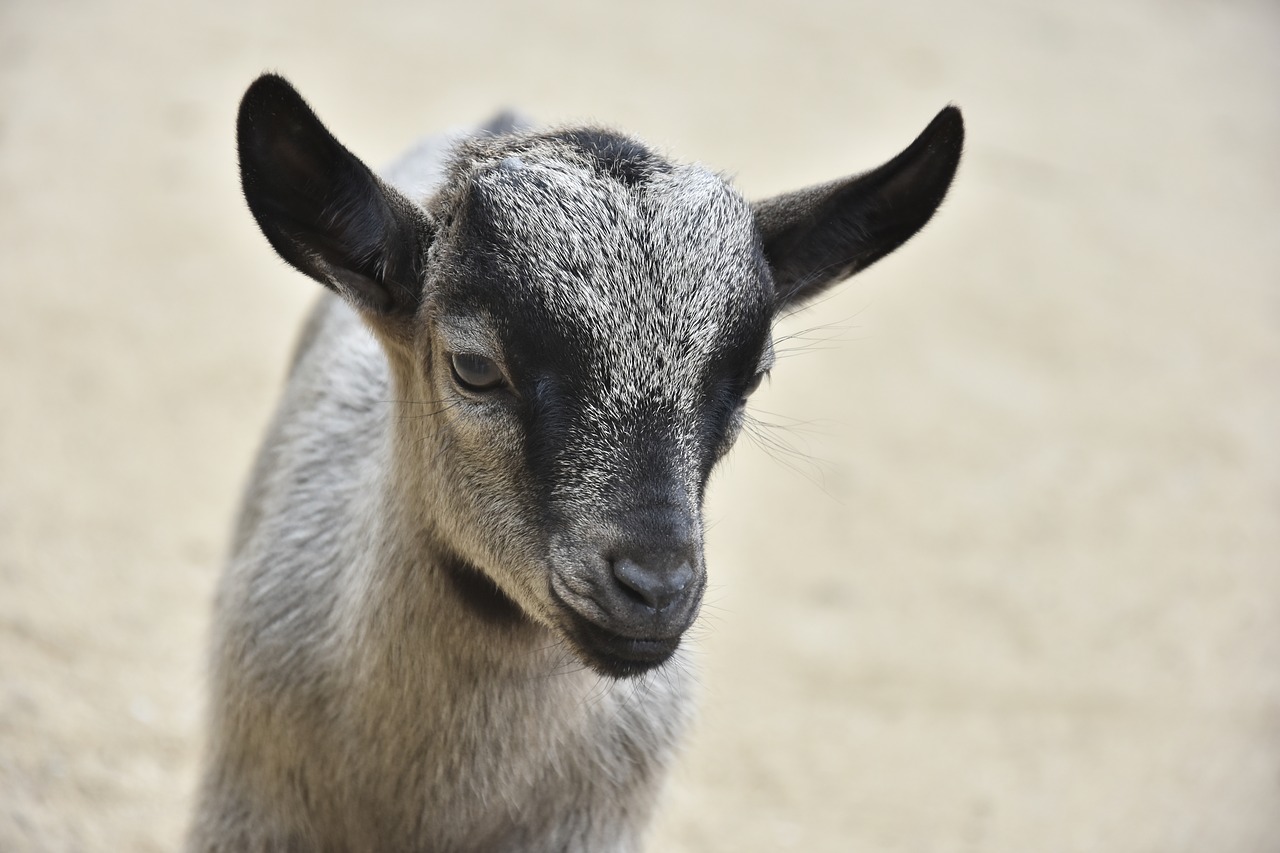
[426,128,772,407]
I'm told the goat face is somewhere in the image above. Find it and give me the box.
[236,74,963,677]
[415,142,773,676]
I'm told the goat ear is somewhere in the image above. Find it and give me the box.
[237,74,430,318]
[754,106,964,312]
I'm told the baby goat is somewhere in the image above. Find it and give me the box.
[189,74,963,852]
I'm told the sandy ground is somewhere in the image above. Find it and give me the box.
[1,0,1277,850]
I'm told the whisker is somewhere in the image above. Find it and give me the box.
[742,413,842,502]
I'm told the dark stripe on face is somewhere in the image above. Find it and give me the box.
[438,548,528,628]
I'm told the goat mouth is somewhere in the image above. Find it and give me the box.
[547,581,693,678]
[566,617,682,678]
[550,598,682,678]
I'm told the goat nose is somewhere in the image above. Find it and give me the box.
[611,557,695,611]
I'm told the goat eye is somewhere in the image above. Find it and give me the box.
[450,353,505,392]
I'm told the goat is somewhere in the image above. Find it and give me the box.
[188,73,963,852]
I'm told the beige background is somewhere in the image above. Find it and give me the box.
[2,0,1277,850]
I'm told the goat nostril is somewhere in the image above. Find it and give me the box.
[612,558,695,611]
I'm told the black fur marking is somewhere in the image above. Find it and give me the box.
[441,195,771,519]
[552,129,670,187]
[438,550,527,628]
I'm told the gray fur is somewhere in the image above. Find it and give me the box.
[197,299,685,853]
[190,74,963,852]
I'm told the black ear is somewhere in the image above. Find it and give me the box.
[753,106,964,311]
[237,74,430,318]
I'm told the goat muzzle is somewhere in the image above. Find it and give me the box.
[548,531,705,677]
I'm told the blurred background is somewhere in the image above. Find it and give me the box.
[1,0,1277,850]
